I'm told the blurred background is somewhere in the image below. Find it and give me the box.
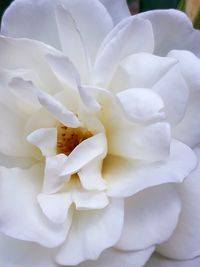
[0,0,200,28]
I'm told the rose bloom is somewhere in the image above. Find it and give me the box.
[0,0,200,266]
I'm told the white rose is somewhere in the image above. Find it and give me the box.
[0,1,200,267]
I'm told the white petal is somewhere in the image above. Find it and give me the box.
[27,128,57,157]
[104,140,196,197]
[54,198,124,265]
[108,122,171,161]
[99,0,131,24]
[78,85,101,112]
[46,54,80,90]
[137,9,200,57]
[117,88,165,123]
[78,159,107,191]
[73,190,109,210]
[168,50,200,92]
[0,164,69,247]
[145,253,200,267]
[157,146,200,260]
[79,247,155,267]
[55,5,89,81]
[153,64,189,126]
[116,184,181,251]
[0,233,59,267]
[42,154,69,194]
[110,53,177,92]
[1,0,61,49]
[60,133,107,176]
[93,17,154,87]
[37,193,73,224]
[0,36,62,94]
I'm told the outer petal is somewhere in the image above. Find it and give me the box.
[137,9,200,57]
[104,140,196,197]
[157,146,200,260]
[145,253,200,267]
[78,246,155,267]
[0,234,59,267]
[93,17,154,87]
[54,198,124,265]
[99,0,131,24]
[0,164,70,248]
[116,184,181,251]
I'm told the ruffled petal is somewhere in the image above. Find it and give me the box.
[93,17,154,87]
[0,164,70,248]
[54,198,124,265]
[157,146,200,260]
[78,246,155,267]
[116,184,181,251]
[105,140,196,197]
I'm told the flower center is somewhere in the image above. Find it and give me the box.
[57,124,93,155]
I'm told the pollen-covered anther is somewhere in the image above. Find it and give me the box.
[57,124,93,155]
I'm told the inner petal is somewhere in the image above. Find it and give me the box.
[57,124,93,155]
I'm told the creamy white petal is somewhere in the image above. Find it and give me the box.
[0,164,70,248]
[60,133,107,176]
[137,9,200,57]
[78,85,102,112]
[110,53,177,92]
[145,253,200,267]
[0,233,59,267]
[78,159,107,191]
[54,198,124,265]
[105,140,196,197]
[42,154,69,194]
[117,88,165,123]
[73,190,109,210]
[0,36,62,94]
[99,0,131,24]
[157,146,200,260]
[55,5,89,81]
[116,184,181,251]
[46,53,80,90]
[93,17,154,87]
[108,122,170,161]
[27,128,57,157]
[37,193,73,224]
[153,64,189,126]
[79,246,155,267]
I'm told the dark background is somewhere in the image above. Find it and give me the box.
[0,0,180,21]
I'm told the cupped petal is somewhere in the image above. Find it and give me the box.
[157,146,200,260]
[27,128,57,157]
[93,17,154,87]
[37,193,73,224]
[137,9,200,57]
[78,246,155,267]
[105,139,196,197]
[116,184,181,251]
[42,154,69,194]
[60,133,107,176]
[117,88,165,123]
[0,164,70,248]
[110,53,177,92]
[108,122,171,161]
[0,233,59,267]
[99,0,131,24]
[54,198,124,265]
[78,159,107,191]
[0,36,62,94]
[153,64,189,126]
[145,253,200,267]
